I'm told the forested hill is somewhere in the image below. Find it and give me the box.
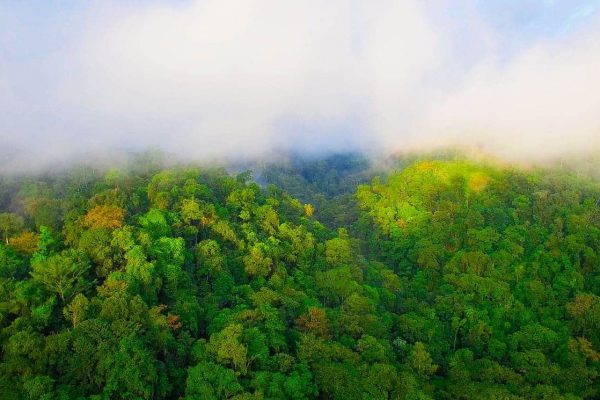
[256,152,375,228]
[0,156,599,399]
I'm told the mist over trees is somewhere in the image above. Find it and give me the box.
[2,2,599,398]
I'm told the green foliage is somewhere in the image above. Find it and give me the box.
[357,159,600,398]
[0,213,23,244]
[0,155,599,399]
[30,251,90,302]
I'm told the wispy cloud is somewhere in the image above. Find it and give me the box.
[0,0,599,170]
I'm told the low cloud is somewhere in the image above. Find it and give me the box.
[407,11,600,161]
[0,1,599,171]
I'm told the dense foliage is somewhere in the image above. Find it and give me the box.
[0,156,599,399]
[258,153,375,228]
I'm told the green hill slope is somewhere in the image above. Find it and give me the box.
[0,157,598,399]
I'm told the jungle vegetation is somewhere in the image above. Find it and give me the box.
[0,153,599,399]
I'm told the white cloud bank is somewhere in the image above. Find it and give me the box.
[410,11,600,161]
[0,0,599,170]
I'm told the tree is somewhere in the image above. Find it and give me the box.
[185,361,243,400]
[243,243,273,278]
[304,203,314,217]
[181,199,217,242]
[324,228,352,265]
[296,307,331,339]
[196,239,224,278]
[315,266,359,306]
[30,252,90,302]
[408,342,438,378]
[0,213,23,244]
[83,205,125,229]
[208,324,249,374]
[8,231,39,254]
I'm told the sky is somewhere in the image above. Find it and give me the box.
[1,0,599,170]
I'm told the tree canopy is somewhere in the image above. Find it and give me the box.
[0,155,598,399]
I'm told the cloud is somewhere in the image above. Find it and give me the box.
[63,0,439,157]
[0,0,599,171]
[405,10,600,161]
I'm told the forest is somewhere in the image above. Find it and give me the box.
[0,152,599,399]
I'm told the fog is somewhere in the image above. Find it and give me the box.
[1,1,599,172]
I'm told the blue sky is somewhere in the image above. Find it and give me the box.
[475,0,599,36]
[1,1,599,169]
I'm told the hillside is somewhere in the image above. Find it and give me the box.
[0,157,599,399]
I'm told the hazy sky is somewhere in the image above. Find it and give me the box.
[1,0,599,170]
